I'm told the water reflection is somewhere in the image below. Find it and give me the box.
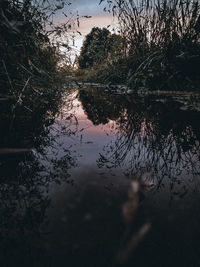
[1,86,200,266]
[0,92,77,265]
[77,87,200,267]
[79,88,200,197]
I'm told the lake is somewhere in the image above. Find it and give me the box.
[0,86,200,267]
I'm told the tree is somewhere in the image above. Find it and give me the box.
[78,27,123,69]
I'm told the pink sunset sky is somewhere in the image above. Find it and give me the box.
[55,0,118,58]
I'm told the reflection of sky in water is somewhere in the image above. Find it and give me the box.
[52,91,119,169]
[1,88,200,266]
[47,89,200,267]
[49,89,200,200]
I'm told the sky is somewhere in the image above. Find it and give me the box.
[68,0,106,15]
[57,0,117,58]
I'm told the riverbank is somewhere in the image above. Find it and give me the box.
[74,66,200,92]
[72,81,200,111]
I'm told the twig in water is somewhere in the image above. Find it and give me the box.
[17,77,31,104]
[2,60,14,93]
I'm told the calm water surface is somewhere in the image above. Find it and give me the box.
[1,86,200,267]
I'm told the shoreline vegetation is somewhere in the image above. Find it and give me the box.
[1,0,200,119]
[76,0,200,92]
[1,0,200,127]
[0,0,75,120]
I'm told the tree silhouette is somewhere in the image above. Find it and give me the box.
[78,27,123,69]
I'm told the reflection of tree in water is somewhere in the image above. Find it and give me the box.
[79,87,126,125]
[79,89,200,196]
[0,94,77,262]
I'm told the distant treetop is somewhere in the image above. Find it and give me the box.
[78,27,123,69]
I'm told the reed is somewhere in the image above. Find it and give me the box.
[102,0,200,90]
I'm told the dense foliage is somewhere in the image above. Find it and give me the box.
[78,0,200,91]
[0,0,72,114]
[112,0,200,91]
[78,27,124,69]
[76,27,126,84]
